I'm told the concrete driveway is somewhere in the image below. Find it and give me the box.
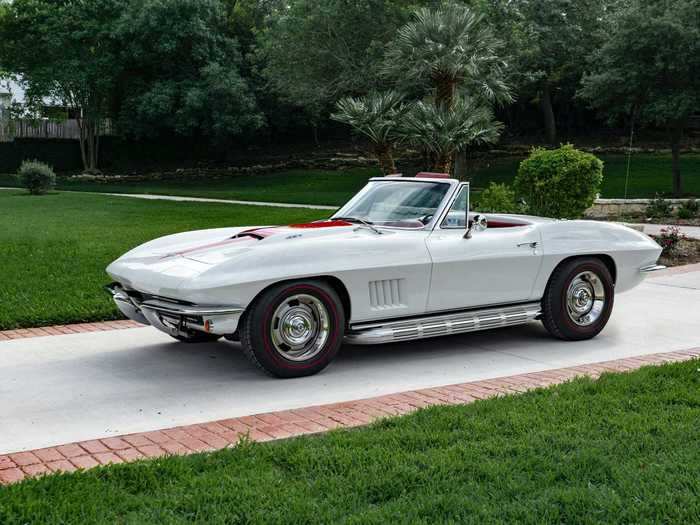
[1,269,699,455]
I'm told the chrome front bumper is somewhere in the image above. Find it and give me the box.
[105,283,244,337]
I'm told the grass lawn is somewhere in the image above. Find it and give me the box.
[3,154,699,205]
[0,190,326,330]
[0,167,379,207]
[2,359,700,523]
[469,153,700,198]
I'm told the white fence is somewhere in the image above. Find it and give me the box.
[0,118,113,142]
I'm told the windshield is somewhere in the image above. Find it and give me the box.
[333,180,451,229]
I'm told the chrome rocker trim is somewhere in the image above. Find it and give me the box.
[345,302,542,345]
[105,283,243,337]
[639,264,667,273]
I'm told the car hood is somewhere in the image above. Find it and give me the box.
[173,220,357,265]
[106,221,358,293]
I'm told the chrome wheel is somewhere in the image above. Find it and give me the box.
[566,271,606,326]
[270,294,330,361]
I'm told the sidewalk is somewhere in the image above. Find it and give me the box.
[0,187,338,210]
[627,223,700,240]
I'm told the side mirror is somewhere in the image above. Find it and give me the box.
[464,214,488,239]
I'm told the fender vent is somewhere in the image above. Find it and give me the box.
[369,279,406,310]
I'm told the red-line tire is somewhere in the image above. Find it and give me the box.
[541,257,614,341]
[240,280,345,378]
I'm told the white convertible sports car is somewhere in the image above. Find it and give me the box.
[107,173,664,377]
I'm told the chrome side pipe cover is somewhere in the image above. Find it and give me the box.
[345,302,541,345]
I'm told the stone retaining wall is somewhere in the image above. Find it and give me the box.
[585,198,694,218]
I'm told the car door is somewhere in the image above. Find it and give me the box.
[425,185,544,312]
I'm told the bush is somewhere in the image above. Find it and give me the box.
[475,182,520,213]
[646,193,672,218]
[656,226,687,256]
[677,199,699,219]
[513,144,603,219]
[17,160,56,195]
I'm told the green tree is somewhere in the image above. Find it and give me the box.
[384,2,511,110]
[0,0,125,171]
[383,2,509,174]
[331,92,406,175]
[484,0,615,144]
[114,0,262,140]
[258,0,414,135]
[580,0,700,195]
[399,97,502,173]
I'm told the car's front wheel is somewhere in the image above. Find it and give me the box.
[541,257,614,340]
[240,280,345,378]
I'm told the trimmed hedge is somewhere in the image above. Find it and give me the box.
[514,144,603,219]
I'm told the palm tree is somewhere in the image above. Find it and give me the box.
[383,2,512,111]
[331,91,405,175]
[399,97,503,174]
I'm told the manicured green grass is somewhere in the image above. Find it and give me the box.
[0,191,326,330]
[2,360,700,524]
[469,153,700,197]
[0,167,379,207]
[3,154,699,204]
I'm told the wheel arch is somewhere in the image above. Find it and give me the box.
[549,254,617,285]
[244,275,352,325]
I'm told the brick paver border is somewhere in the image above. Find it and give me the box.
[0,320,140,341]
[2,346,698,485]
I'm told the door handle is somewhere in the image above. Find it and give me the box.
[517,241,539,248]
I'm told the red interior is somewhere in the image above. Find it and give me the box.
[486,219,529,228]
[468,215,529,229]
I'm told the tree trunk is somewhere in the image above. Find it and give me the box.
[78,122,88,171]
[77,117,100,172]
[540,82,557,145]
[374,144,397,175]
[670,125,683,196]
[432,154,452,175]
[453,150,467,180]
[312,123,319,147]
[435,77,457,110]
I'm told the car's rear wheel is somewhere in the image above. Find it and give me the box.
[541,257,614,340]
[240,280,345,378]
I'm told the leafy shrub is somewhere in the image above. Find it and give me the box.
[17,160,56,195]
[677,199,699,219]
[646,193,672,218]
[475,183,519,213]
[513,144,603,219]
[656,226,687,256]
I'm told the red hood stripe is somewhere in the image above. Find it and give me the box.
[166,236,253,258]
[164,221,352,258]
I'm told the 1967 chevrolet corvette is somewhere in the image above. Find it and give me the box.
[106,173,664,377]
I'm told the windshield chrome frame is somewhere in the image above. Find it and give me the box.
[331,177,461,232]
[436,182,471,231]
